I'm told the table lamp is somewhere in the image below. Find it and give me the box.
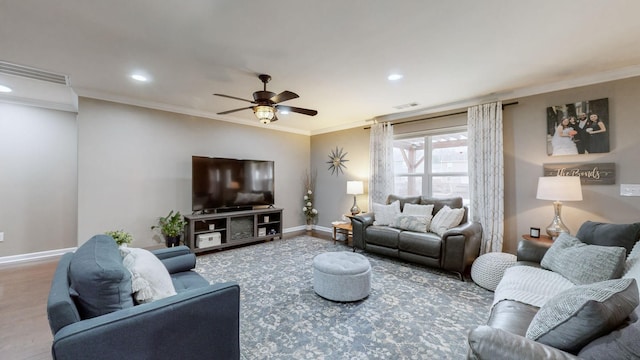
[536,176,583,239]
[347,180,364,215]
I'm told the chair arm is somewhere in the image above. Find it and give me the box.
[468,325,579,360]
[351,212,374,250]
[441,221,483,274]
[52,282,240,360]
[152,246,197,274]
[517,239,551,265]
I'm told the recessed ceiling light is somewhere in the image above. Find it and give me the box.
[0,84,13,93]
[388,74,403,81]
[131,74,148,82]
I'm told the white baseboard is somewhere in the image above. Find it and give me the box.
[284,225,331,234]
[0,247,76,265]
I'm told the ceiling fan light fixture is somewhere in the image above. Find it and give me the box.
[254,105,275,124]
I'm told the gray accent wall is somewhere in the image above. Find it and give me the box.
[77,97,309,248]
[0,103,78,255]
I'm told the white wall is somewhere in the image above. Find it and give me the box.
[0,103,77,256]
[77,97,309,248]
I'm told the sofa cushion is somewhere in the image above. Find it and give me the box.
[386,195,420,211]
[578,305,640,359]
[372,200,401,226]
[398,231,441,258]
[576,221,640,255]
[429,205,465,236]
[420,196,463,214]
[366,226,401,248]
[541,233,626,285]
[68,235,134,319]
[391,215,431,233]
[120,246,177,304]
[526,278,639,354]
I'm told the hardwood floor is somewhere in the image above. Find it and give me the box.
[0,259,58,360]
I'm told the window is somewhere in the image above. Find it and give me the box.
[393,131,469,202]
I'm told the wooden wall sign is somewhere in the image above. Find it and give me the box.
[543,162,615,185]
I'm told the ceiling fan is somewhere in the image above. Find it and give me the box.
[214,74,318,124]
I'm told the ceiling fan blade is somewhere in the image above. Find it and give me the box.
[277,105,318,116]
[270,90,299,104]
[217,106,254,115]
[213,93,255,103]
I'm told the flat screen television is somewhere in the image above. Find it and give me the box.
[192,156,275,212]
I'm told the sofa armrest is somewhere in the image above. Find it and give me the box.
[151,245,192,259]
[441,221,483,275]
[468,325,579,360]
[351,212,374,250]
[52,282,240,360]
[517,239,551,265]
[151,246,197,274]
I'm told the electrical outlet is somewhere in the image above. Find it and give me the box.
[620,184,640,197]
[0,232,4,242]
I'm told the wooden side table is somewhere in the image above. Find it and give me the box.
[521,234,554,245]
[332,222,352,244]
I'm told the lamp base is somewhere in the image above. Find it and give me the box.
[350,195,360,216]
[546,201,570,240]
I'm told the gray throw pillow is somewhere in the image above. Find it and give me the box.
[526,278,639,354]
[541,233,626,285]
[69,235,134,319]
[577,221,640,255]
[390,215,431,233]
[578,306,640,359]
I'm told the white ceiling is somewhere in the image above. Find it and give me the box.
[2,0,640,135]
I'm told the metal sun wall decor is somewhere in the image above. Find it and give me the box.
[327,147,348,176]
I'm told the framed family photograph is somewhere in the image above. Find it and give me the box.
[546,97,610,156]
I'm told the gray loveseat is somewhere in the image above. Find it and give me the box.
[47,235,240,360]
[468,221,640,359]
[351,195,483,280]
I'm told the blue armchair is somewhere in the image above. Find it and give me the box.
[47,236,240,360]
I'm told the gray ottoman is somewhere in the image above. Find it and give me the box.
[313,251,371,302]
[471,252,517,291]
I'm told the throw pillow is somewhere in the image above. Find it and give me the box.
[541,233,626,285]
[390,215,431,233]
[372,200,401,226]
[429,205,465,236]
[68,235,134,319]
[526,278,639,354]
[576,221,640,255]
[578,306,640,359]
[120,247,177,304]
[402,203,434,217]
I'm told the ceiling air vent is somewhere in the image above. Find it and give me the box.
[393,102,419,110]
[0,60,69,86]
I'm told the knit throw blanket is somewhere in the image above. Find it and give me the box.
[492,265,575,308]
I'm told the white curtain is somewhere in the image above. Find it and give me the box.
[468,102,504,253]
[369,122,394,206]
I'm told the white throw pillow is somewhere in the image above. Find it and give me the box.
[120,247,177,303]
[402,203,434,217]
[372,200,401,226]
[429,205,465,236]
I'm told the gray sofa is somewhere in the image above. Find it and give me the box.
[47,235,240,360]
[468,221,640,359]
[351,195,483,280]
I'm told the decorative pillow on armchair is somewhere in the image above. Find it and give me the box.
[526,278,639,354]
[372,200,401,226]
[541,233,626,285]
[576,221,640,255]
[121,247,177,304]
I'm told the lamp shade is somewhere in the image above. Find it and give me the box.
[346,180,364,195]
[536,176,583,201]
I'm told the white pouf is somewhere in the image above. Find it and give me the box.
[313,251,371,302]
[471,252,517,291]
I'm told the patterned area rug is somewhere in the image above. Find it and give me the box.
[195,235,493,359]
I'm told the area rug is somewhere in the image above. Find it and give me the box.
[195,235,493,359]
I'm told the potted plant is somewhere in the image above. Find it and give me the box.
[105,229,133,246]
[151,210,187,247]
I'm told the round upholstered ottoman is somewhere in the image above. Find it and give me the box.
[313,251,371,302]
[471,252,517,291]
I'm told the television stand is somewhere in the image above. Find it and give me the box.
[184,208,283,254]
